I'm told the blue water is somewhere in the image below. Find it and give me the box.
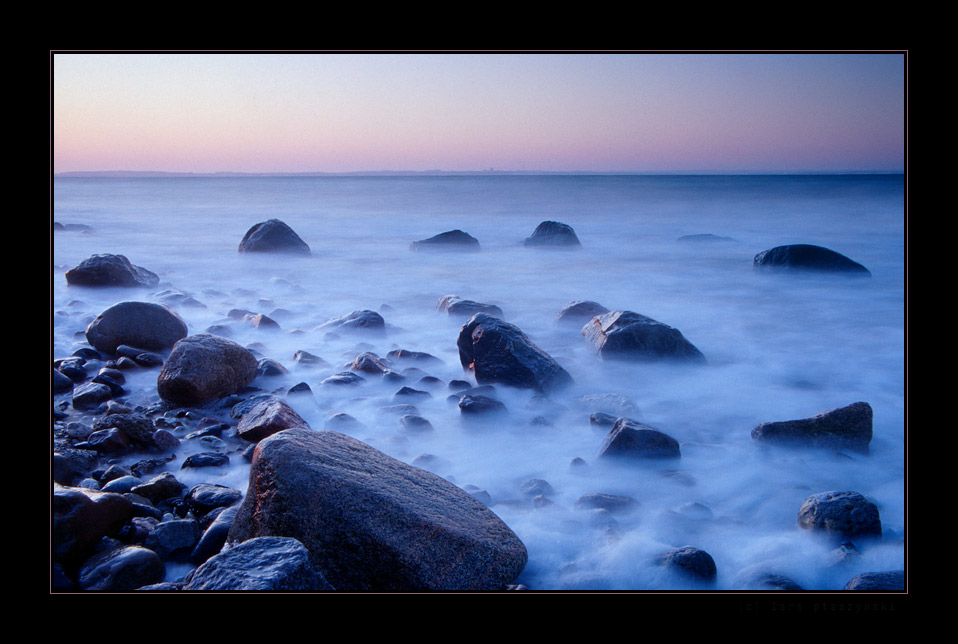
[52,174,906,591]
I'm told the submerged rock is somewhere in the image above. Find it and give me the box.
[85,301,189,355]
[555,300,609,326]
[797,490,882,541]
[316,310,386,334]
[658,546,717,582]
[457,313,573,394]
[65,253,160,288]
[238,219,311,255]
[156,334,259,406]
[227,428,528,591]
[410,229,480,251]
[523,220,581,247]
[753,244,870,275]
[598,418,681,460]
[438,295,504,318]
[844,570,904,591]
[582,310,706,363]
[751,401,873,453]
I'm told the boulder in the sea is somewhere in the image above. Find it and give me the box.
[316,310,385,334]
[410,229,480,251]
[156,334,259,406]
[751,401,873,453]
[236,396,311,442]
[523,220,581,247]
[238,219,311,255]
[227,428,528,591]
[797,490,882,541]
[437,295,504,318]
[65,254,160,288]
[84,301,189,356]
[457,313,573,394]
[677,233,736,243]
[582,310,706,363]
[658,546,717,582]
[555,300,610,326]
[598,417,681,460]
[184,536,331,591]
[843,570,905,591]
[753,244,870,275]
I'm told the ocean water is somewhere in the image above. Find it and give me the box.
[52,174,906,591]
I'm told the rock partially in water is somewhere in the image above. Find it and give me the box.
[658,546,717,582]
[843,570,904,591]
[236,396,311,442]
[438,295,504,318]
[184,536,331,591]
[555,300,609,326]
[797,490,882,541]
[53,484,135,567]
[582,310,706,364]
[410,229,480,251]
[238,219,311,255]
[65,253,160,288]
[316,310,386,334]
[85,301,188,356]
[77,545,166,591]
[751,401,873,453]
[598,418,681,460]
[227,428,528,590]
[523,220,581,247]
[457,313,573,394]
[156,334,258,406]
[753,244,871,276]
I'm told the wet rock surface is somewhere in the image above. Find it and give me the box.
[238,219,311,255]
[65,253,160,287]
[753,244,871,275]
[582,310,706,363]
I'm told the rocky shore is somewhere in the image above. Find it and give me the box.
[53,220,903,592]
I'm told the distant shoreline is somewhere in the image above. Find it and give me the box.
[54,170,905,178]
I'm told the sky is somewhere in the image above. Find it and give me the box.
[51,52,906,174]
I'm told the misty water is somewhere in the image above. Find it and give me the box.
[52,174,906,591]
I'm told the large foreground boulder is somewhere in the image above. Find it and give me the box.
[753,244,870,276]
[238,219,311,255]
[797,490,882,541]
[457,313,573,394]
[85,301,188,355]
[582,310,706,363]
[410,229,480,251]
[227,428,528,591]
[65,254,159,287]
[751,401,872,453]
[157,334,258,406]
[523,220,581,247]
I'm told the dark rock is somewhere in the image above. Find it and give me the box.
[256,358,288,378]
[244,313,281,330]
[317,310,385,334]
[523,220,581,247]
[350,351,393,375]
[457,313,572,394]
[190,505,239,564]
[157,334,259,406]
[555,300,610,326]
[582,310,706,363]
[387,349,443,365]
[797,490,882,540]
[182,452,230,469]
[844,570,905,591]
[574,493,639,515]
[753,244,871,275]
[184,536,330,591]
[227,428,528,591]
[65,254,159,288]
[599,418,681,460]
[85,301,188,355]
[53,369,74,393]
[130,472,185,505]
[751,401,873,453]
[458,394,507,417]
[399,415,433,433]
[745,572,804,591]
[53,484,136,566]
[238,219,311,255]
[84,427,132,453]
[144,519,201,558]
[236,396,310,442]
[590,412,619,427]
[287,381,313,396]
[437,295,504,318]
[659,546,717,582]
[100,475,144,494]
[93,413,156,448]
[71,382,113,410]
[393,386,431,401]
[293,350,328,367]
[77,545,166,591]
[519,479,554,498]
[321,371,366,387]
[185,483,243,516]
[410,229,480,251]
[677,233,736,243]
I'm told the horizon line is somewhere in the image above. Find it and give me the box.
[54,169,905,178]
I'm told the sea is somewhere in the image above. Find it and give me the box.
[52,173,906,591]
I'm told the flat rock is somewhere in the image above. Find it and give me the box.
[582,310,706,363]
[753,244,870,275]
[843,570,904,591]
[410,229,480,251]
[438,295,504,318]
[238,219,311,255]
[751,401,873,453]
[227,428,528,591]
[65,254,159,287]
[316,310,385,334]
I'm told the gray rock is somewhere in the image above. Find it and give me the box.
[65,254,160,288]
[144,518,201,557]
[555,300,609,326]
[238,219,311,255]
[84,301,188,356]
[438,295,504,318]
[844,570,904,591]
[71,382,113,410]
[410,229,480,251]
[457,313,573,394]
[130,472,185,505]
[523,220,581,247]
[185,483,243,516]
[77,545,166,591]
[659,546,717,582]
[753,244,871,275]
[53,484,135,566]
[190,505,239,564]
[316,310,386,334]
[227,428,528,591]
[751,401,873,453]
[157,334,258,406]
[574,493,639,515]
[599,418,681,460]
[582,310,706,363]
[797,490,882,540]
[184,537,330,591]
[236,396,310,442]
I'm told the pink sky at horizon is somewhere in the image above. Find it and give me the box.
[52,52,906,175]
